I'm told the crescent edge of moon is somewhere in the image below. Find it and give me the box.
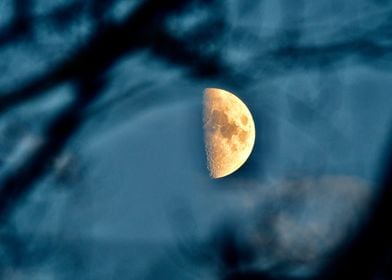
[203,88,256,178]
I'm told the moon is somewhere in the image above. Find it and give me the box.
[203,88,256,178]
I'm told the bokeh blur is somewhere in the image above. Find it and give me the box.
[0,0,392,279]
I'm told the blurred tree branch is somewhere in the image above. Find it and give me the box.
[0,0,229,221]
[0,1,391,279]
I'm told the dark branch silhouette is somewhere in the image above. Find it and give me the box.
[0,0,229,220]
[0,0,392,279]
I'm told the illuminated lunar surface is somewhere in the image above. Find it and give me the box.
[203,88,256,178]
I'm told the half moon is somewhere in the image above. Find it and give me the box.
[203,88,256,178]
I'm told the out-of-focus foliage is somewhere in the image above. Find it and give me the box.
[0,0,391,279]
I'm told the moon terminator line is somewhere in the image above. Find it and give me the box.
[203,88,256,178]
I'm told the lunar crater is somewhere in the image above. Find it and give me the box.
[203,88,255,178]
